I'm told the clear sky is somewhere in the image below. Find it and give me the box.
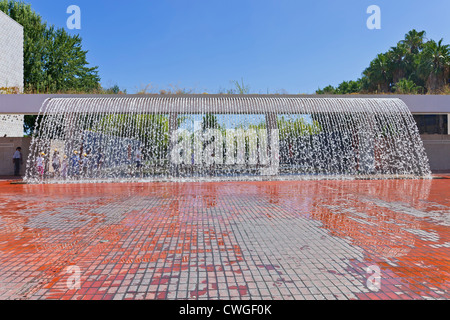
[23,0,450,94]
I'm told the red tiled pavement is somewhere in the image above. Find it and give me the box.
[0,179,448,300]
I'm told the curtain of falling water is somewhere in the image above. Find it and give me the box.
[24,96,432,184]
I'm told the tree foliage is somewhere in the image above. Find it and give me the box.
[317,29,450,95]
[392,78,419,94]
[229,78,251,94]
[0,0,106,135]
[0,0,100,93]
[316,81,361,95]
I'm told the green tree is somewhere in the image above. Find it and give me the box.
[316,81,361,95]
[401,29,427,55]
[1,0,101,136]
[93,114,172,161]
[0,0,100,93]
[278,116,321,139]
[317,29,450,95]
[103,84,127,94]
[202,114,221,131]
[316,85,336,95]
[387,43,408,84]
[336,80,361,94]
[401,29,427,85]
[362,53,392,93]
[418,39,450,92]
[392,78,420,94]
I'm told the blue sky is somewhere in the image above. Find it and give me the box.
[24,0,450,94]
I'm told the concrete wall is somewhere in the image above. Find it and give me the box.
[0,10,23,89]
[421,134,450,173]
[0,10,24,137]
[0,137,31,176]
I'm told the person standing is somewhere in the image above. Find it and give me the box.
[135,147,142,169]
[127,144,133,176]
[36,152,45,181]
[12,147,23,176]
[61,155,68,179]
[81,153,90,178]
[95,148,104,178]
[70,151,80,178]
[134,147,143,177]
[52,149,61,177]
[97,148,104,170]
[127,144,132,164]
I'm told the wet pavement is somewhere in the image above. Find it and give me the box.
[0,178,448,300]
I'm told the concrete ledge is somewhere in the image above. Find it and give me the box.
[0,94,449,115]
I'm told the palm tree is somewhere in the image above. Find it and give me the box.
[387,43,408,83]
[392,78,420,94]
[418,39,450,92]
[363,53,392,93]
[401,29,426,54]
[401,30,427,85]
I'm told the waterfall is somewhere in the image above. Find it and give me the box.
[24,96,432,184]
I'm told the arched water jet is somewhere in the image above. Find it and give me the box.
[25,96,432,184]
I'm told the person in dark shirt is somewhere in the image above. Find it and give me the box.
[12,147,23,176]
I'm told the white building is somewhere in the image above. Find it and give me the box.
[0,10,24,137]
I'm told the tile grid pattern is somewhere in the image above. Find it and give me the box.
[0,179,448,300]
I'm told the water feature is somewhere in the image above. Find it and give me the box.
[24,96,432,183]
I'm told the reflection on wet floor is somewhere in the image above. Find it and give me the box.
[0,179,448,300]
